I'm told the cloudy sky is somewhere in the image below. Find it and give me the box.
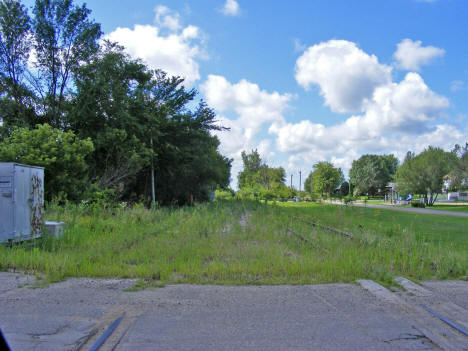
[23,0,468,188]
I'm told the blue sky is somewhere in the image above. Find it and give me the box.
[23,0,468,188]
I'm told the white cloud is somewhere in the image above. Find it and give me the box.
[295,40,392,113]
[394,39,445,71]
[270,39,455,178]
[221,0,240,16]
[105,7,204,85]
[201,74,292,137]
[274,72,449,154]
[154,5,181,31]
[201,75,292,188]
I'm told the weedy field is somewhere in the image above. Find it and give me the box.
[0,200,466,287]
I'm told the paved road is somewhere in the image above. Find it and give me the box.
[327,200,468,217]
[1,273,467,350]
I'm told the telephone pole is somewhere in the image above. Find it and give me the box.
[150,133,156,206]
[290,174,293,190]
[299,171,302,192]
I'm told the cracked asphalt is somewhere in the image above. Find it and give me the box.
[0,272,466,350]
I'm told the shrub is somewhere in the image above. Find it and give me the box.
[0,124,94,201]
[215,189,234,200]
[411,201,425,208]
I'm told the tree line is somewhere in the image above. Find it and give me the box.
[0,0,231,205]
[237,145,468,206]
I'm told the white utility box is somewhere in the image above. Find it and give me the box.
[0,163,44,243]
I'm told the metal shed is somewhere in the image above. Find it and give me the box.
[0,163,44,243]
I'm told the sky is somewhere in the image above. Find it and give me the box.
[23,0,468,189]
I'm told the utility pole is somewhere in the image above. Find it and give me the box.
[150,133,156,206]
[290,174,293,190]
[299,171,302,192]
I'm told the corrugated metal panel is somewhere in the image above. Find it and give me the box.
[0,163,44,242]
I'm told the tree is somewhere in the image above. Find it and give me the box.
[69,41,152,190]
[0,0,36,129]
[71,41,231,205]
[237,150,289,200]
[0,0,31,94]
[32,0,102,128]
[238,149,262,189]
[447,143,468,190]
[0,123,94,201]
[395,146,456,205]
[349,154,398,196]
[306,161,344,197]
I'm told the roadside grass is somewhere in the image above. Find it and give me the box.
[347,199,468,213]
[0,200,466,286]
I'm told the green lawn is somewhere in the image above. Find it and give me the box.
[354,199,468,213]
[0,200,466,287]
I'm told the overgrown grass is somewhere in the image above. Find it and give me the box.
[0,200,466,285]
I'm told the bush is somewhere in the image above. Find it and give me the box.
[0,124,94,201]
[215,189,234,200]
[411,201,425,208]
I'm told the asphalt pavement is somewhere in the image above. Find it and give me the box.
[1,273,467,350]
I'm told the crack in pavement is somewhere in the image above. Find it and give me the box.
[28,323,70,338]
[384,333,427,342]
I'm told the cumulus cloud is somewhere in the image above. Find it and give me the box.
[295,40,392,113]
[201,74,292,137]
[154,5,181,31]
[221,0,240,16]
[394,39,445,71]
[105,7,204,85]
[270,39,457,178]
[201,75,291,187]
[274,72,449,154]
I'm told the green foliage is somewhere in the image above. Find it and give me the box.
[237,149,290,200]
[448,143,468,191]
[305,161,344,197]
[70,42,153,190]
[0,0,36,128]
[215,189,234,200]
[349,154,398,196]
[0,123,94,201]
[237,149,262,189]
[32,0,102,128]
[395,146,456,206]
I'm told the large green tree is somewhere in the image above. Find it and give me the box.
[237,149,289,200]
[0,0,232,205]
[395,146,456,205]
[306,161,344,197]
[0,0,36,130]
[32,0,102,128]
[349,154,398,196]
[0,123,94,201]
[69,41,152,190]
[447,143,468,190]
[238,149,262,189]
